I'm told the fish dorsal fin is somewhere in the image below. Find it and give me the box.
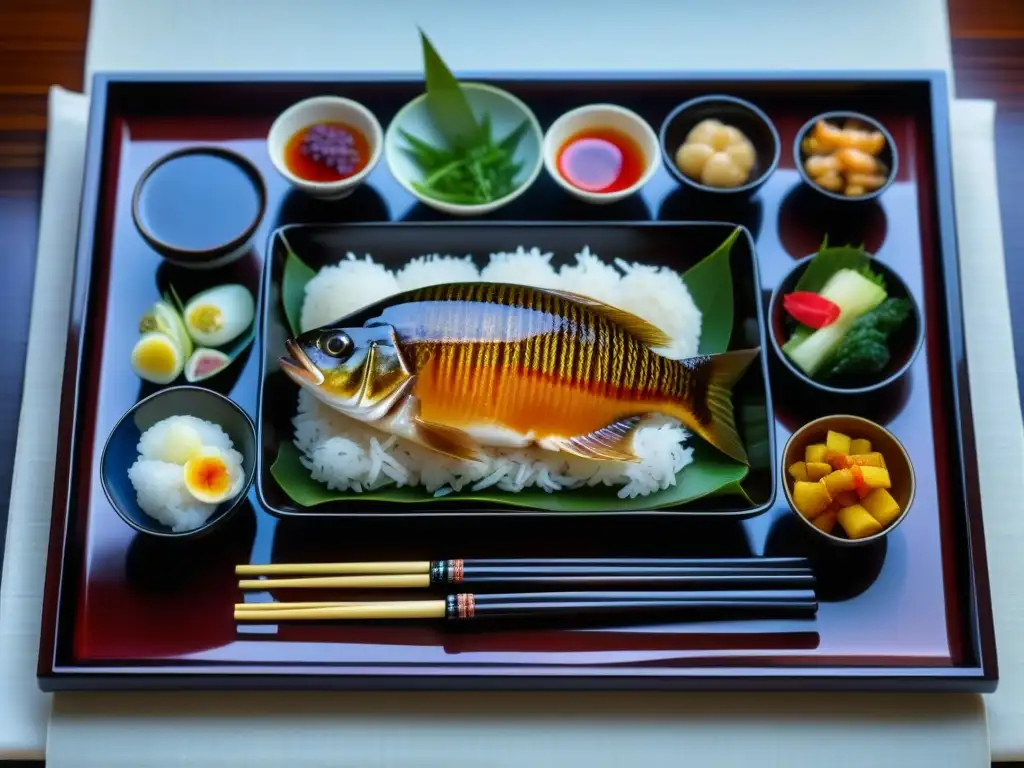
[544,416,645,463]
[544,289,672,349]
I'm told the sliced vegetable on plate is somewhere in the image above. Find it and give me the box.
[780,241,912,381]
[130,284,257,385]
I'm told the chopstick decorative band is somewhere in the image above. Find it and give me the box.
[433,559,464,584]
[452,592,475,619]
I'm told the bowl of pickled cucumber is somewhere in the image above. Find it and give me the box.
[782,415,915,546]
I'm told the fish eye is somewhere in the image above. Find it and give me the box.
[322,332,353,359]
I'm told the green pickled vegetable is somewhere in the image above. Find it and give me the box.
[818,298,912,378]
[783,267,887,376]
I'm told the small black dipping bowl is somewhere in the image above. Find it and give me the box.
[794,111,898,204]
[768,254,924,395]
[100,385,256,540]
[659,94,780,199]
[132,146,267,270]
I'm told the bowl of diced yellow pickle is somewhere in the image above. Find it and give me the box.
[782,414,915,546]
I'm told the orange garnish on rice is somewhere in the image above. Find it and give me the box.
[184,448,236,503]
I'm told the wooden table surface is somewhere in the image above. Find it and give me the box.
[0,1,1021,762]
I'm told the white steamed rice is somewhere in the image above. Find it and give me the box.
[128,415,245,532]
[293,246,703,499]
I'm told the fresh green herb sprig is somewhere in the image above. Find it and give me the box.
[818,298,912,379]
[402,115,529,205]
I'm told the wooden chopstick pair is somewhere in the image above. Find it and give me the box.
[234,589,819,623]
[234,557,818,623]
[235,557,816,591]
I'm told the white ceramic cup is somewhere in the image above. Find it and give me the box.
[267,96,383,200]
[542,104,660,204]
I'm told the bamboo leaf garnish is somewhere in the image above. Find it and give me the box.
[164,284,186,315]
[682,226,740,355]
[498,119,530,154]
[279,232,316,337]
[420,28,480,149]
[480,112,493,147]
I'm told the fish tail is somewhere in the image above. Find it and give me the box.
[677,348,760,465]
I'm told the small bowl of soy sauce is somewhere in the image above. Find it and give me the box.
[132,146,267,270]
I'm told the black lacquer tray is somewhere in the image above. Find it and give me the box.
[37,70,996,692]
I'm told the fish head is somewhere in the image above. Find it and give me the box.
[280,323,412,421]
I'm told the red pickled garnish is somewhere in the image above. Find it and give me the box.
[783,291,841,329]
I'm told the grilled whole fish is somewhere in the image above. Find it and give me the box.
[280,282,757,464]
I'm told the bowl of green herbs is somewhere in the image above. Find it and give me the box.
[384,32,543,216]
[768,240,923,395]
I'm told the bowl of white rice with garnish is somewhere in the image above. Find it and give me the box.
[101,385,256,538]
[289,244,705,502]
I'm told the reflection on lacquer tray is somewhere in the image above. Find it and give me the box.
[764,511,886,602]
[154,249,262,301]
[776,181,889,258]
[125,501,257,591]
[270,513,755,565]
[227,622,821,662]
[657,186,764,242]
[767,351,913,432]
[75,505,258,660]
[272,183,389,229]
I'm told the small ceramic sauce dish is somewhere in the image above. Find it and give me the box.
[132,146,267,270]
[268,96,384,200]
[100,386,256,540]
[542,104,659,204]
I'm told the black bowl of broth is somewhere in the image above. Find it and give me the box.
[132,146,267,270]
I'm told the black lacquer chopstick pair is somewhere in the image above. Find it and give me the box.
[234,557,818,624]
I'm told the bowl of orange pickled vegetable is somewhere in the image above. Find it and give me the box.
[794,111,897,202]
[782,415,915,546]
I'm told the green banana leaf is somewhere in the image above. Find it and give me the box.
[792,239,873,294]
[281,233,316,336]
[682,225,738,355]
[269,227,755,511]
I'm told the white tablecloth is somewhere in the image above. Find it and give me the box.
[3,0,1023,764]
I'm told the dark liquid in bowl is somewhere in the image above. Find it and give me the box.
[556,128,645,193]
[137,152,262,251]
